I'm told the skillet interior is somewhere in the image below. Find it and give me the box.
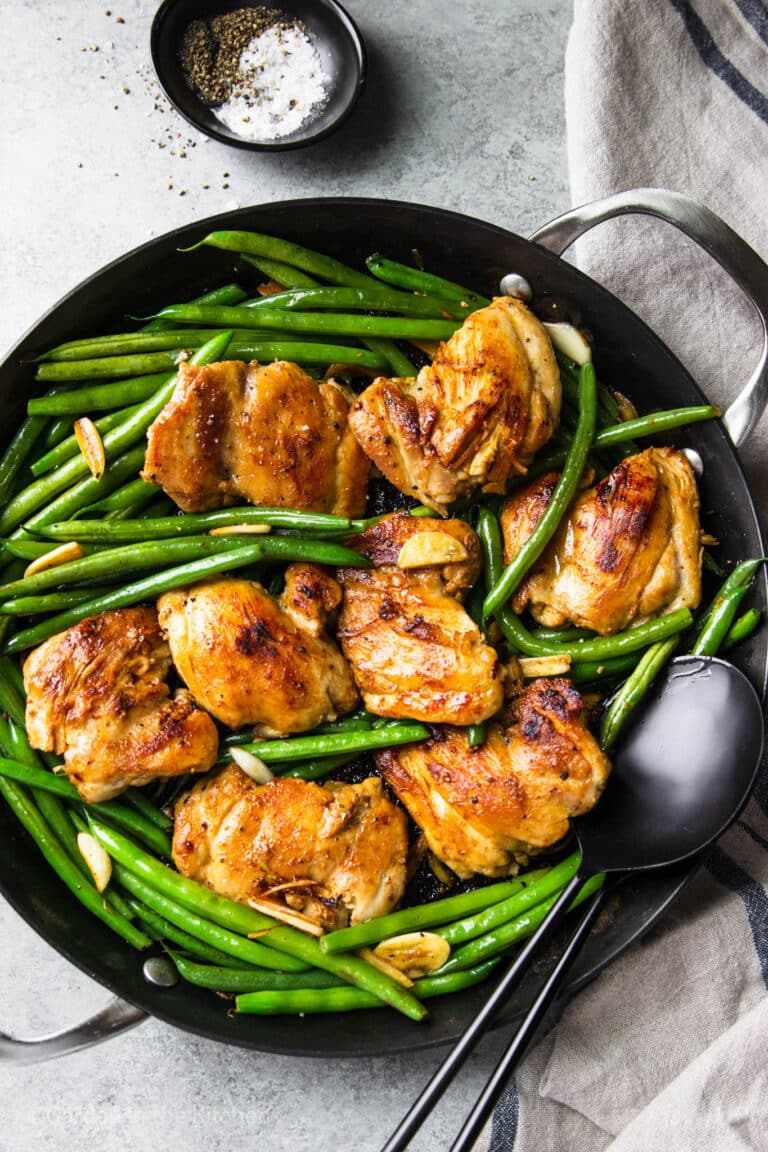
[0,198,765,1056]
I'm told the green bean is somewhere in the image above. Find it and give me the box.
[28,373,169,415]
[321,872,546,954]
[0,536,255,599]
[357,336,416,378]
[600,637,680,751]
[702,548,725,577]
[33,507,355,542]
[42,415,76,450]
[568,654,639,683]
[36,350,194,383]
[497,604,692,663]
[240,258,417,376]
[241,254,321,288]
[235,724,429,764]
[440,874,605,972]
[1,331,233,535]
[723,608,762,651]
[594,405,718,447]
[0,757,172,855]
[141,283,248,332]
[532,405,718,474]
[435,852,580,946]
[692,559,766,658]
[0,538,98,561]
[244,285,472,320]
[0,416,47,505]
[171,952,347,992]
[185,230,375,289]
[31,405,144,477]
[23,444,148,536]
[0,588,114,615]
[122,789,173,831]
[3,541,266,654]
[483,364,597,620]
[0,716,132,922]
[554,350,620,429]
[276,752,360,781]
[40,330,254,362]
[0,778,151,949]
[365,254,491,306]
[112,862,308,972]
[85,476,159,515]
[156,304,461,343]
[127,901,251,968]
[0,659,26,723]
[235,960,500,1014]
[466,723,486,748]
[532,625,594,643]
[90,820,427,1020]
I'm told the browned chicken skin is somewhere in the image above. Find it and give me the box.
[378,678,610,878]
[172,765,409,929]
[501,447,702,634]
[337,512,505,725]
[23,607,218,804]
[348,298,561,513]
[157,565,359,735]
[142,359,369,515]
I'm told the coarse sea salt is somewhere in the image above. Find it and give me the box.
[215,24,330,141]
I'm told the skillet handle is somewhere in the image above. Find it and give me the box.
[0,996,146,1066]
[528,188,768,448]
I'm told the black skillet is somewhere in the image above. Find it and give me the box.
[1,190,767,1064]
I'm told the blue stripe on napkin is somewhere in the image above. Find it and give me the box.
[489,1075,519,1151]
[706,844,768,987]
[668,0,768,124]
[732,0,768,48]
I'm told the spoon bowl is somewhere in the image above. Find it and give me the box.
[579,654,765,875]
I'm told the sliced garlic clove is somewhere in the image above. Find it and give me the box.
[397,533,469,569]
[357,946,415,988]
[543,322,592,366]
[230,745,274,784]
[24,541,83,578]
[373,931,451,978]
[246,898,323,936]
[74,417,106,480]
[519,654,572,678]
[208,524,272,536]
[77,832,112,893]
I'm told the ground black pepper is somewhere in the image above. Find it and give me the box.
[179,7,292,106]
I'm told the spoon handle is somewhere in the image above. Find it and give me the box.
[449,883,609,1152]
[380,872,585,1152]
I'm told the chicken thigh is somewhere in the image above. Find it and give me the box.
[500,447,702,634]
[348,298,561,513]
[172,764,409,929]
[337,512,505,725]
[157,564,358,735]
[23,607,218,804]
[377,678,610,878]
[143,358,369,515]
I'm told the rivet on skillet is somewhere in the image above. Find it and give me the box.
[143,956,178,987]
[499,273,533,301]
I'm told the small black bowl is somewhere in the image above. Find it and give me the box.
[150,0,366,150]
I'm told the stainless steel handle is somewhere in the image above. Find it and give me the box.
[0,996,146,1066]
[529,188,768,447]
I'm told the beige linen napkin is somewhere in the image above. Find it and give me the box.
[478,2,768,1148]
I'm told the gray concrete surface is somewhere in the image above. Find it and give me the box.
[0,1,572,1147]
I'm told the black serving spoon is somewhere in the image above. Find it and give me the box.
[382,654,765,1152]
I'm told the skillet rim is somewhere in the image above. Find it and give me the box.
[0,196,765,1056]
